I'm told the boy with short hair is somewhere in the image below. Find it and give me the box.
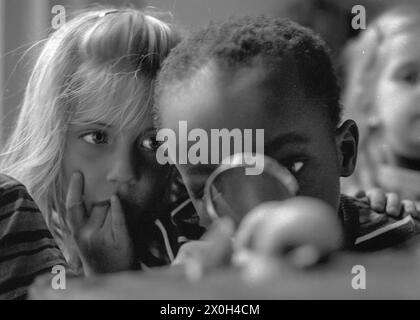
[154,16,418,250]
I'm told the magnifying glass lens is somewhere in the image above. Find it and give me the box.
[204,153,298,227]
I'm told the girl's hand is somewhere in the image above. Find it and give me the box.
[355,188,420,220]
[65,172,134,275]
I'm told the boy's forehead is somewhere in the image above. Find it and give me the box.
[160,62,321,134]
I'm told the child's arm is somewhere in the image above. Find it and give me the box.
[65,172,134,276]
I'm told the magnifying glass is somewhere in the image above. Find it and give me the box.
[203,152,299,227]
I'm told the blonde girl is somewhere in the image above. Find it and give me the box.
[0,7,202,274]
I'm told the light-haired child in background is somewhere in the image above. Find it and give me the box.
[0,7,204,276]
[341,3,420,207]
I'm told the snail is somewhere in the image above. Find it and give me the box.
[233,197,343,282]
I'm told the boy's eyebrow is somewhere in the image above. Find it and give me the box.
[265,132,310,154]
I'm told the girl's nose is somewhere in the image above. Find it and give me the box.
[106,147,136,186]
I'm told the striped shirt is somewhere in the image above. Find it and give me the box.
[0,174,66,299]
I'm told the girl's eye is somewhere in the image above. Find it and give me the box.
[287,161,305,174]
[396,67,420,85]
[402,70,419,85]
[81,131,108,145]
[140,136,160,151]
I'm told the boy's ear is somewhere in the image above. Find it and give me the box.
[335,120,359,177]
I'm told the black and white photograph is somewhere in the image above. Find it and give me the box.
[0,0,419,304]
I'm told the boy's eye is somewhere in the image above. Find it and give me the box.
[140,136,160,151]
[81,131,109,145]
[286,161,305,175]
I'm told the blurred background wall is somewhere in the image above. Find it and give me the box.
[0,0,397,147]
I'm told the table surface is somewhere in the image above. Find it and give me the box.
[29,236,420,299]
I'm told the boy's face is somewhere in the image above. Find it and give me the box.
[159,63,358,219]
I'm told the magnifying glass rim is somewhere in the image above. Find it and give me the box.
[204,152,299,222]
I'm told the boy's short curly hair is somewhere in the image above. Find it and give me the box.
[155,16,342,129]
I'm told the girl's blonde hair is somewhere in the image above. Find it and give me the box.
[0,7,180,238]
[341,3,420,193]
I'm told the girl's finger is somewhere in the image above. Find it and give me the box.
[385,193,402,218]
[110,195,127,241]
[65,172,86,235]
[86,203,109,231]
[402,200,420,220]
[354,189,366,199]
[416,202,420,215]
[366,188,386,212]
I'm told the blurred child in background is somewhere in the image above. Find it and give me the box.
[341,3,420,203]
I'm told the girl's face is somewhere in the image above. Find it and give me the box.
[374,31,420,158]
[62,105,170,221]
